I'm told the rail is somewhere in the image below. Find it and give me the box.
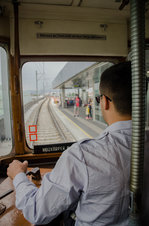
[26,97,76,148]
[48,99,73,142]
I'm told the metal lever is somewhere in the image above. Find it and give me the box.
[0,189,14,200]
[26,167,41,180]
[0,167,41,201]
[0,167,41,215]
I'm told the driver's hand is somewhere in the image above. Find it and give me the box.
[7,160,28,180]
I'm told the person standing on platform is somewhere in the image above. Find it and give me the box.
[74,94,80,117]
[85,103,89,119]
[88,99,92,119]
[7,62,132,226]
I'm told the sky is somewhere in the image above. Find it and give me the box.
[22,62,67,91]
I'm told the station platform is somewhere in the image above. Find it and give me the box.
[58,105,107,139]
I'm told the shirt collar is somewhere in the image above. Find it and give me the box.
[104,120,132,133]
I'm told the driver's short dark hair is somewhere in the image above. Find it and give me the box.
[100,61,131,115]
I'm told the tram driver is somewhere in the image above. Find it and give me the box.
[7,61,132,226]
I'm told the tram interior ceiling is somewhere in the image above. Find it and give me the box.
[0,0,149,225]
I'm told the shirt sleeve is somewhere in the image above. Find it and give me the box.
[13,143,88,225]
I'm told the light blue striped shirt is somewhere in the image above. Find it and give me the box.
[13,120,132,225]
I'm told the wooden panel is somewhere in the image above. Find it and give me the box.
[0,177,33,226]
[0,167,52,226]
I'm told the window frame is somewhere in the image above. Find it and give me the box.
[0,44,13,158]
[0,53,125,166]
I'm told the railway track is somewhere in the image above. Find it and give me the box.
[25,97,76,148]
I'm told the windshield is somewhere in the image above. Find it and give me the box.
[22,61,112,151]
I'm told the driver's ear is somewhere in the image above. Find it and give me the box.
[102,95,110,110]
